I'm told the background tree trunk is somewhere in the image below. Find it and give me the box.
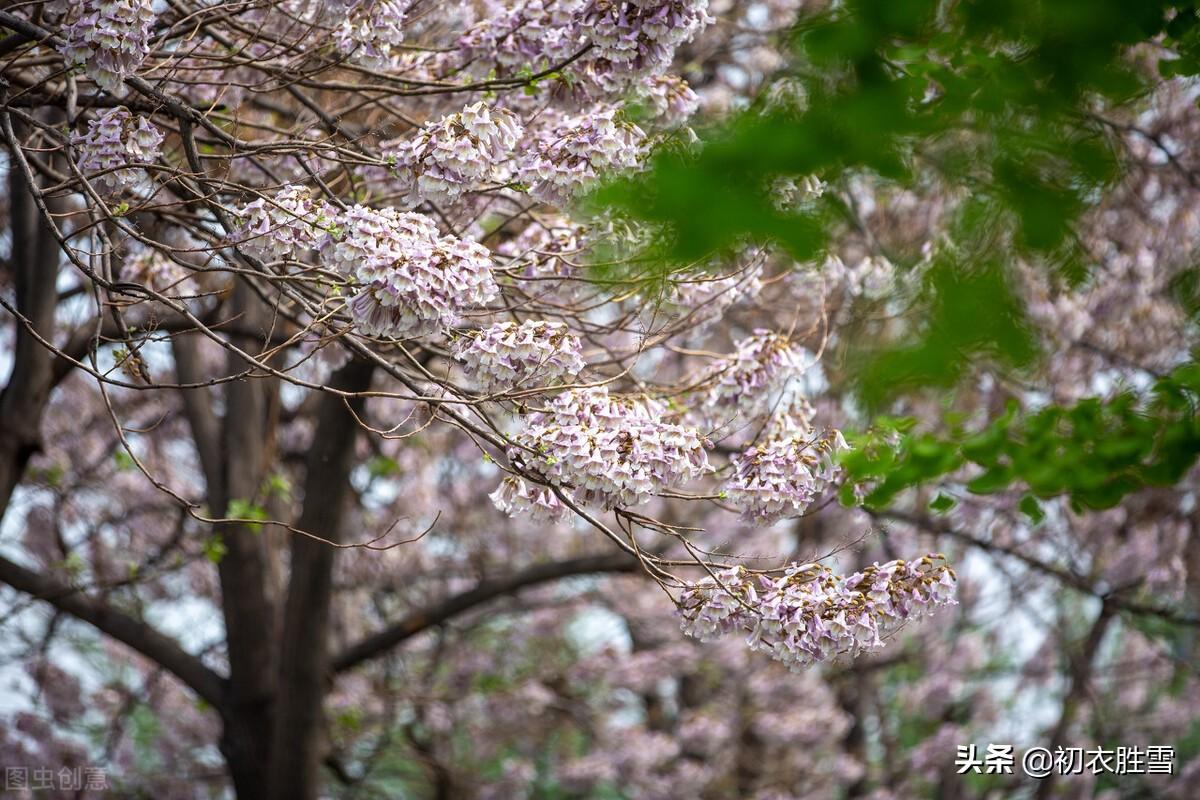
[269,359,373,800]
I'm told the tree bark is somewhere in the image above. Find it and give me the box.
[0,115,67,514]
[1033,600,1115,800]
[268,359,373,800]
[191,284,280,800]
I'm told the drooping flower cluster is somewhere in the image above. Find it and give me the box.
[678,555,958,669]
[699,330,805,422]
[334,0,412,71]
[508,387,710,509]
[581,0,714,84]
[489,475,569,521]
[453,320,585,393]
[771,174,827,210]
[458,0,711,93]
[391,103,524,204]
[323,206,499,337]
[232,187,334,263]
[54,0,156,92]
[639,74,700,127]
[71,107,163,193]
[524,109,646,204]
[458,0,586,72]
[725,428,848,524]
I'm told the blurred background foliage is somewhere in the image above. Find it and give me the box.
[843,362,1200,516]
[595,0,1200,504]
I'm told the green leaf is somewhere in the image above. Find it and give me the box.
[929,493,957,513]
[226,499,269,531]
[263,472,292,499]
[1018,495,1046,524]
[203,535,227,564]
[367,455,400,479]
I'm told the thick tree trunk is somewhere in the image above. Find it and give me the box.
[0,117,65,514]
[268,359,373,800]
[174,284,281,799]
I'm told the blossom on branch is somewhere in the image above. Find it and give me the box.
[725,428,849,525]
[324,206,499,338]
[509,386,710,509]
[452,320,585,394]
[391,102,524,204]
[639,74,700,127]
[699,330,806,423]
[458,0,586,72]
[232,187,335,264]
[489,475,570,521]
[524,109,646,204]
[581,0,715,84]
[71,107,162,193]
[54,0,156,92]
[335,0,412,71]
[678,555,958,669]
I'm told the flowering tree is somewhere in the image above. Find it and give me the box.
[0,1,1197,799]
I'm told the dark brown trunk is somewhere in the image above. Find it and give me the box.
[0,115,66,514]
[268,359,373,800]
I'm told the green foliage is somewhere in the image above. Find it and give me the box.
[841,362,1200,511]
[852,253,1039,408]
[31,461,65,488]
[128,703,164,772]
[366,454,401,479]
[262,472,292,500]
[596,0,1200,404]
[58,551,86,581]
[597,0,1176,251]
[203,534,228,564]
[113,449,136,472]
[224,498,268,531]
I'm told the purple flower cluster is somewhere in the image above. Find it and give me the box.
[391,102,524,204]
[678,555,958,669]
[725,429,848,524]
[322,206,499,337]
[489,475,569,521]
[581,0,714,82]
[511,387,710,509]
[700,330,804,421]
[54,0,156,92]
[459,0,711,94]
[771,174,827,210]
[524,109,645,204]
[232,187,334,263]
[71,107,162,193]
[639,74,700,127]
[335,1,412,71]
[458,0,586,72]
[453,320,585,393]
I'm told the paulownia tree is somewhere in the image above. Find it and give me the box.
[0,1,1197,799]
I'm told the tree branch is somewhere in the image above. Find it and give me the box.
[171,332,225,494]
[332,552,640,673]
[0,554,227,710]
[879,510,1200,626]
